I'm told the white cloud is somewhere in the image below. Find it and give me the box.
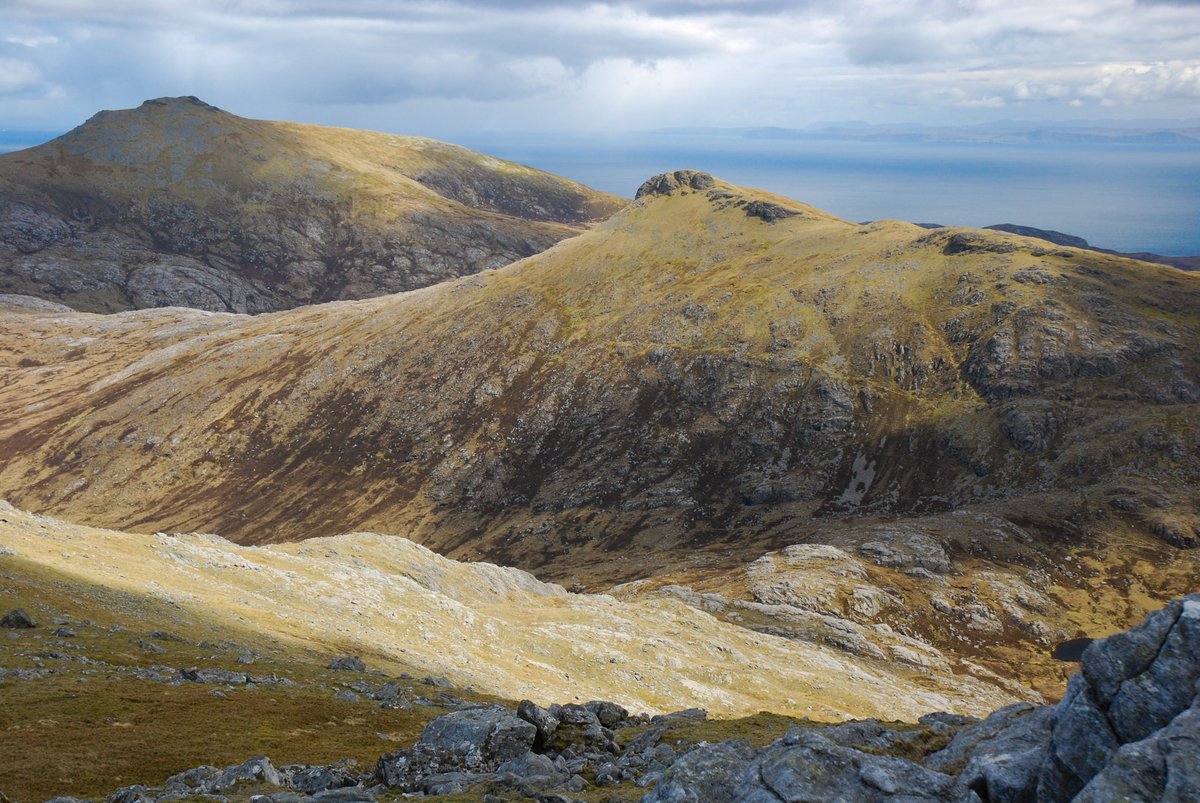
[1,0,1199,131]
[0,57,47,94]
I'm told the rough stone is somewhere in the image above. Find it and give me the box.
[750,730,957,802]
[634,170,716,199]
[517,699,560,750]
[329,656,366,672]
[0,608,36,628]
[1038,594,1200,800]
[210,756,285,793]
[641,739,754,803]
[585,700,629,729]
[1074,702,1200,802]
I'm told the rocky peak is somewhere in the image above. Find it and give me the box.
[635,169,716,199]
[139,96,225,114]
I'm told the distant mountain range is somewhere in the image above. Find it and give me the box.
[740,121,1200,146]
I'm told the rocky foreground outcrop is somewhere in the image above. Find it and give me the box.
[73,593,1199,802]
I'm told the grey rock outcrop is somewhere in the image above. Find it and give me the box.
[929,703,1055,802]
[0,608,36,628]
[1074,703,1200,802]
[641,739,754,803]
[518,699,560,750]
[635,170,716,199]
[375,706,536,791]
[329,656,366,672]
[1037,593,1200,800]
[644,594,1200,803]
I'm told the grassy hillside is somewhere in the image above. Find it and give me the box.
[1,170,1196,696]
[0,96,625,313]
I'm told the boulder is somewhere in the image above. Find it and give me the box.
[749,730,957,802]
[163,765,221,793]
[419,706,536,764]
[0,608,36,628]
[329,656,366,672]
[376,706,536,790]
[173,667,251,685]
[1038,593,1200,800]
[585,700,629,728]
[517,699,559,750]
[557,703,599,727]
[641,739,754,803]
[104,785,153,803]
[210,756,284,793]
[496,751,567,788]
[375,745,470,791]
[289,763,364,794]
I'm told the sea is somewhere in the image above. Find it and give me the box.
[455,132,1200,257]
[5,128,1199,256]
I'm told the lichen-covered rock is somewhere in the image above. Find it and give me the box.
[1073,702,1200,802]
[329,656,366,672]
[641,739,753,803]
[752,730,957,801]
[376,706,536,791]
[634,170,716,199]
[419,706,536,765]
[947,704,1054,802]
[585,700,629,728]
[210,756,284,792]
[1038,594,1200,800]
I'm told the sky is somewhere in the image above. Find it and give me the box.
[1,0,1199,136]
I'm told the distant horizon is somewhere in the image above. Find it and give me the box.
[4,103,1199,258]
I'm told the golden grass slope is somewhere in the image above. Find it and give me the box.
[0,173,1196,701]
[0,501,1026,721]
[0,96,625,312]
[0,174,1195,556]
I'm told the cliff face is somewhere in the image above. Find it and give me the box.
[0,97,625,313]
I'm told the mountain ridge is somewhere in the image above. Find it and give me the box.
[2,170,1197,699]
[0,96,625,313]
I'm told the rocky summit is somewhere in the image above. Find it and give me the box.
[0,97,623,313]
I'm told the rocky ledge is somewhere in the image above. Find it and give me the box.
[634,170,716,199]
[634,170,800,224]
[59,593,1198,803]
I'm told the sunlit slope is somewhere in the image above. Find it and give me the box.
[1,170,1194,561]
[0,96,624,312]
[0,501,1022,720]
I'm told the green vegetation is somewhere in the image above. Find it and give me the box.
[0,558,492,802]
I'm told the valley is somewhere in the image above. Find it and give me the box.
[0,104,1197,802]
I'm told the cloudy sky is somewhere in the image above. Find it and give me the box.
[2,0,1199,135]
